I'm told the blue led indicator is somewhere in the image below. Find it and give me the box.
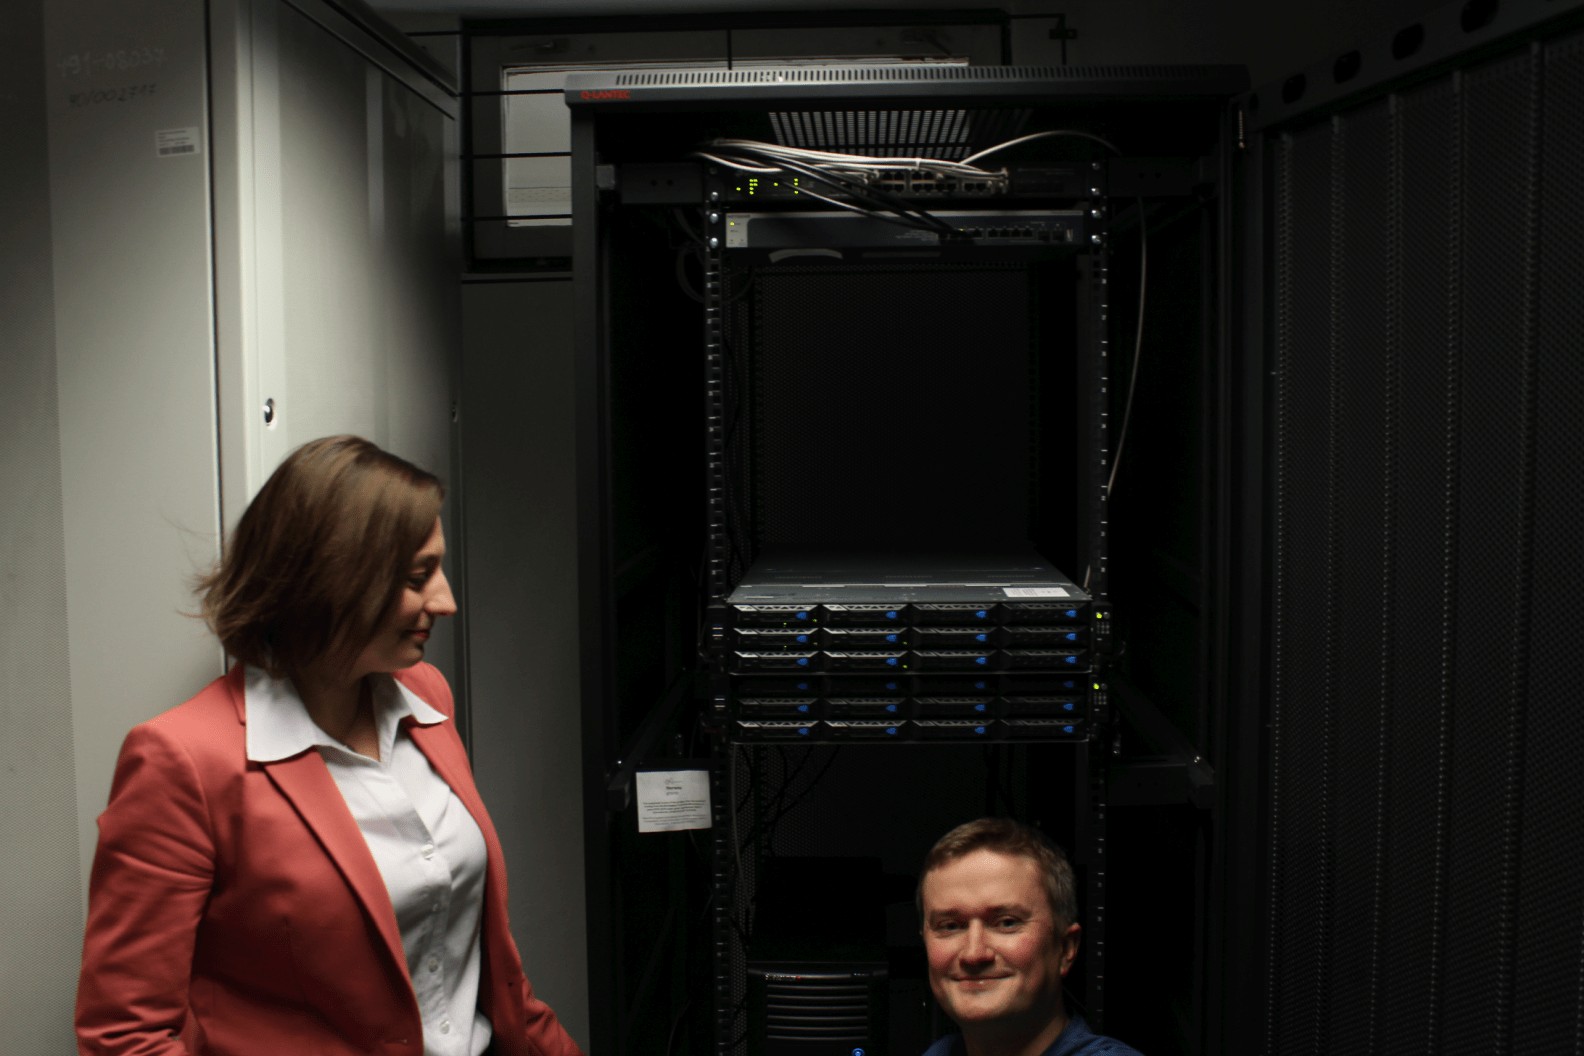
[797,634,809,643]
[974,725,987,735]
[1063,725,1075,734]
[885,728,897,736]
[797,704,810,713]
[797,657,810,667]
[1065,609,1078,619]
[975,609,989,620]
[885,681,899,691]
[976,633,988,643]
[1063,702,1075,712]
[797,681,811,691]
[798,727,810,736]
[854,1049,867,1056]
[886,703,898,713]
[975,681,988,690]
[1064,656,1078,665]
[887,657,900,667]
[975,703,987,713]
[796,611,809,621]
[886,610,899,620]
[976,656,989,666]
[1062,680,1076,689]
[886,634,898,643]
[1065,632,1078,642]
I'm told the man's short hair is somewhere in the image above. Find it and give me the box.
[918,817,1079,928]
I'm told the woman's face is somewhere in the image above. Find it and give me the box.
[351,517,456,678]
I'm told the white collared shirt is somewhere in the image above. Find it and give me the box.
[246,666,492,1056]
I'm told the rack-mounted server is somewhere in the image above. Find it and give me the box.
[709,555,1109,743]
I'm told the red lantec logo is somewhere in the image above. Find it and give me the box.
[580,89,631,101]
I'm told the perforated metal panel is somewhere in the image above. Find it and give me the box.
[1261,27,1584,1056]
[1441,48,1541,1056]
[1325,96,1392,1055]
[1378,74,1459,1056]
[1512,30,1584,1055]
[1267,116,1336,1056]
[768,107,1032,158]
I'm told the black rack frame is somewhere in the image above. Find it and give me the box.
[571,63,1244,1056]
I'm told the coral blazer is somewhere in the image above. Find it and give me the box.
[75,663,583,1056]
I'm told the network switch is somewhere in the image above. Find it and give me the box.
[723,208,1087,249]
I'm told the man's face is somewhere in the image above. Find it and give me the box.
[920,848,1080,1039]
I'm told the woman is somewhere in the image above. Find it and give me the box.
[75,435,583,1056]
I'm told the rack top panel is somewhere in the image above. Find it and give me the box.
[565,64,1248,110]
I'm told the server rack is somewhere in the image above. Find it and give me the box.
[569,66,1241,1055]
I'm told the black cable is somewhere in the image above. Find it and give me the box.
[750,746,843,852]
[672,205,704,242]
[757,153,956,237]
[675,244,704,304]
[664,999,691,1056]
[704,145,954,237]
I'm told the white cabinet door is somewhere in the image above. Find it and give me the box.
[212,0,462,678]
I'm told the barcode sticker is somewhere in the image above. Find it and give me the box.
[1003,586,1070,598]
[155,127,200,157]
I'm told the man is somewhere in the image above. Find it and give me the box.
[918,818,1142,1056]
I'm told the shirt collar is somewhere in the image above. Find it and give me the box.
[245,665,447,763]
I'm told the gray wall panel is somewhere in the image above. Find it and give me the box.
[0,0,83,1049]
[459,278,589,1048]
[44,0,226,882]
[271,0,460,678]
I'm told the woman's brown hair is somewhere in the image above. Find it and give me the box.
[197,435,444,679]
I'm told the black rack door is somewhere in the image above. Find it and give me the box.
[1237,8,1584,1053]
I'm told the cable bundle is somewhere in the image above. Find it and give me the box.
[694,138,993,235]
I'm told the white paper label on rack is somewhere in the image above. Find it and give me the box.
[1003,586,1071,597]
[155,127,201,157]
[636,770,712,833]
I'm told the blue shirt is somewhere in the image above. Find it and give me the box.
[921,1015,1144,1056]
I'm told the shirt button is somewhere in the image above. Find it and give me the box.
[440,1020,451,1035]
[421,843,436,859]
[428,956,441,974]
